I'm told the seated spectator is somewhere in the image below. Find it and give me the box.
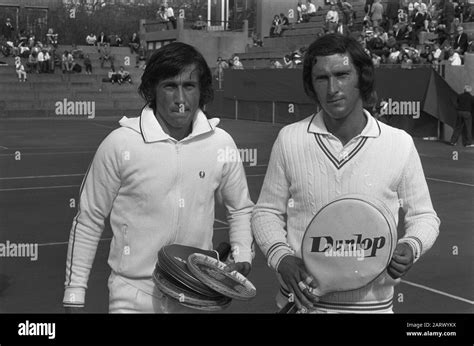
[371,52,382,66]
[86,33,97,46]
[28,32,36,49]
[157,6,169,29]
[251,32,263,47]
[432,43,443,63]
[453,26,469,54]
[100,43,114,69]
[117,66,132,84]
[27,52,38,73]
[283,54,295,68]
[386,30,397,48]
[402,25,416,44]
[192,15,207,30]
[46,28,58,48]
[97,32,109,51]
[270,59,283,68]
[231,56,244,69]
[62,50,74,73]
[305,0,318,21]
[84,54,92,74]
[448,48,462,65]
[279,13,291,34]
[108,67,120,84]
[115,34,123,47]
[297,1,307,23]
[326,4,340,32]
[400,52,413,68]
[15,56,27,82]
[270,15,282,37]
[336,21,350,35]
[388,46,401,63]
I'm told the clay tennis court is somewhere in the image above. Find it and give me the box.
[0,116,472,313]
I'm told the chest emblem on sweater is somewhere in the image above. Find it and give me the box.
[199,171,206,178]
[315,134,368,170]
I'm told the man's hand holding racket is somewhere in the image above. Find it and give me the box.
[277,255,320,311]
[387,243,414,279]
[226,262,251,277]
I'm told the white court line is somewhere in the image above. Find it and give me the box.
[0,185,80,192]
[426,177,474,187]
[401,279,474,305]
[214,219,229,226]
[38,238,112,247]
[0,151,94,157]
[0,146,8,149]
[0,173,85,180]
[37,226,230,247]
[247,174,265,178]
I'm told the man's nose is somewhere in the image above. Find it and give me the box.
[174,86,185,104]
[328,76,339,95]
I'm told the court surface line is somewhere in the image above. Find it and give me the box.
[0,173,85,180]
[36,225,230,247]
[0,151,95,157]
[425,177,474,187]
[401,279,474,305]
[214,219,229,226]
[0,185,80,192]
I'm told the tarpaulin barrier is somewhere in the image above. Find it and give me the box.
[208,67,459,137]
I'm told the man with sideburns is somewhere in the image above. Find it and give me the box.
[252,34,440,313]
[63,42,253,313]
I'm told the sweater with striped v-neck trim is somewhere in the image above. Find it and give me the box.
[252,110,440,312]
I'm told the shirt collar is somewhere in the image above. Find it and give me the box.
[139,105,217,143]
[307,109,381,138]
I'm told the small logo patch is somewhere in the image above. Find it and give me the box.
[199,171,205,178]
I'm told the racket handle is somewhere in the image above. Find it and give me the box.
[277,302,298,314]
[215,242,231,261]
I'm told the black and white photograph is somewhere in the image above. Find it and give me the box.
[0,0,472,344]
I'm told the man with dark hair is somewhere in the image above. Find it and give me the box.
[252,33,439,313]
[63,42,254,313]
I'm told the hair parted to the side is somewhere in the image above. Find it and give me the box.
[138,42,213,111]
[303,33,376,108]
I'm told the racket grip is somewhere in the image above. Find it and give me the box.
[215,242,231,261]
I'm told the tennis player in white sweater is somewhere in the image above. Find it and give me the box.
[252,34,440,313]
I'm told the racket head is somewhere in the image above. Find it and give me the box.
[152,266,231,310]
[158,244,223,298]
[301,194,397,296]
[186,253,257,301]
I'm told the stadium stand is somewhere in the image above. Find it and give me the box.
[0,45,143,118]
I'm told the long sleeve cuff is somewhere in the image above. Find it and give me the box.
[267,243,295,271]
[398,237,421,263]
[63,287,86,307]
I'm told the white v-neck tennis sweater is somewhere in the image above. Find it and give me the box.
[252,111,440,312]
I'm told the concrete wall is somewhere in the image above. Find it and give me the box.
[178,23,249,68]
[142,18,249,68]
